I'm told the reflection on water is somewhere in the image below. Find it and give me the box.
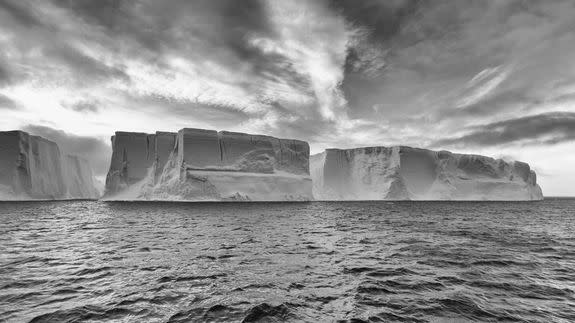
[1,199,574,322]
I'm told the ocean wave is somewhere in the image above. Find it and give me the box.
[1,199,574,322]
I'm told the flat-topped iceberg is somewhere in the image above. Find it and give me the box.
[104,128,313,201]
[0,131,99,200]
[311,146,543,201]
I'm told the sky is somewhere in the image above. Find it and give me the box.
[0,0,574,196]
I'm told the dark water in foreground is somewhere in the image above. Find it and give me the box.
[0,199,574,322]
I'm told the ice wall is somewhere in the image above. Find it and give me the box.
[0,131,100,200]
[104,128,312,201]
[155,132,177,179]
[105,132,172,194]
[311,146,543,201]
[63,155,99,199]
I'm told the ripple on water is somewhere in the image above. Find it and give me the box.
[0,199,574,322]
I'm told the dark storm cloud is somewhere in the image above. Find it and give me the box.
[22,125,112,177]
[432,112,575,148]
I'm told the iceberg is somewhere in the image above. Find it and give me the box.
[0,131,99,200]
[104,131,166,195]
[311,146,543,201]
[103,128,313,201]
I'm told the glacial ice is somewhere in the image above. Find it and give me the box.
[103,128,313,201]
[105,131,166,195]
[311,146,543,201]
[0,131,100,200]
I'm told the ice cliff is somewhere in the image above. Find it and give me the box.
[104,129,313,201]
[0,131,100,200]
[311,146,543,201]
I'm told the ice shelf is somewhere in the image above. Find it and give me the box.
[103,128,312,201]
[0,131,99,200]
[311,146,543,201]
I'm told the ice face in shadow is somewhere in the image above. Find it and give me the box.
[104,128,312,201]
[311,146,543,201]
[105,132,176,195]
[0,131,99,200]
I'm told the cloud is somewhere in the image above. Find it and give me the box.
[124,94,253,129]
[62,100,100,113]
[0,63,11,86]
[22,125,112,177]
[1,0,575,196]
[436,88,538,121]
[0,94,19,109]
[45,45,130,85]
[0,0,45,28]
[330,0,420,42]
[338,1,575,117]
[0,50,23,87]
[432,112,575,148]
[0,0,349,134]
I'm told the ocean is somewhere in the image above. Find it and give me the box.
[0,199,574,322]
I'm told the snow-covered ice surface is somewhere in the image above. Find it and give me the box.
[104,128,312,201]
[0,131,99,200]
[311,146,543,201]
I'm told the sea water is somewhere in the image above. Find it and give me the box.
[1,199,574,322]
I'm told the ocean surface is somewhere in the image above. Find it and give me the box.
[0,199,574,323]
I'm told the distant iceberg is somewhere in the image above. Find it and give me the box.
[103,128,313,201]
[311,146,543,201]
[0,131,99,200]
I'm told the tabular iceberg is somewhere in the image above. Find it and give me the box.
[104,128,313,201]
[311,146,543,201]
[0,131,99,200]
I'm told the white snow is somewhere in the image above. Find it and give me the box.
[0,131,100,200]
[103,128,313,201]
[312,146,543,201]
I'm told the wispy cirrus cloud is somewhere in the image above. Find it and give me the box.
[432,112,575,148]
